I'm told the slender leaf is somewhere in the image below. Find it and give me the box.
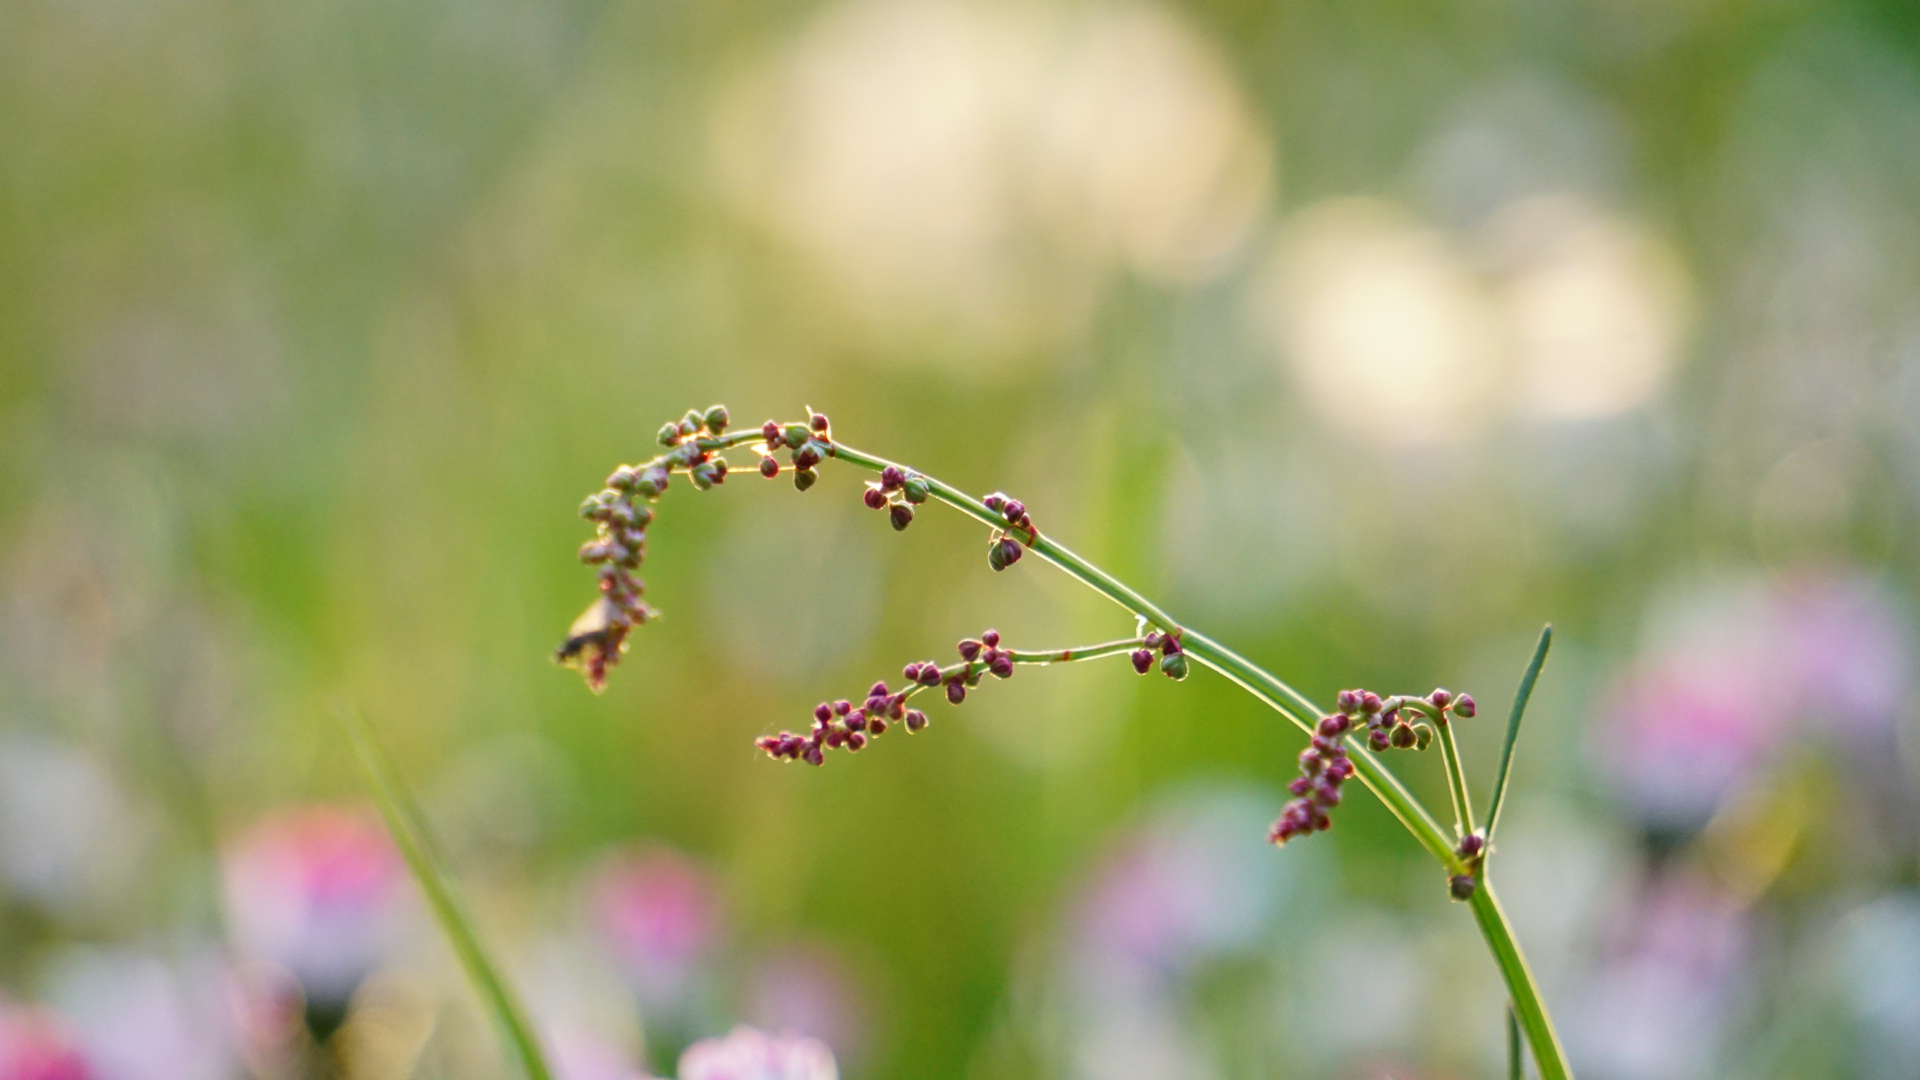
[1485,625,1551,844]
[340,705,555,1080]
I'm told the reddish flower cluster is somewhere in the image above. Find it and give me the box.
[861,464,931,531]
[1268,712,1357,845]
[1268,686,1476,846]
[755,681,928,766]
[756,411,835,490]
[559,405,734,691]
[755,629,1026,765]
[981,492,1036,571]
[1128,630,1189,681]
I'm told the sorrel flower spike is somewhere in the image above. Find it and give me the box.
[556,407,1573,1080]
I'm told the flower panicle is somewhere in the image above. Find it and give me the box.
[1268,686,1475,847]
[755,628,1159,765]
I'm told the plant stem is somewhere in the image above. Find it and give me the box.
[1435,717,1476,839]
[1471,882,1567,1080]
[826,440,1571,1080]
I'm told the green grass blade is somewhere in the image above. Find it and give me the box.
[339,705,555,1080]
[1485,624,1551,845]
[1508,1003,1524,1080]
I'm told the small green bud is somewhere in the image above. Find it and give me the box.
[657,423,681,447]
[902,477,930,504]
[690,462,716,490]
[793,468,818,492]
[703,405,730,434]
[1160,653,1189,681]
[1413,723,1434,751]
[578,496,601,519]
[784,424,810,449]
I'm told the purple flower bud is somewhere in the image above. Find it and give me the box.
[1130,648,1153,674]
[1288,777,1312,796]
[1429,688,1452,709]
[1318,714,1350,736]
[1160,635,1182,656]
[1325,758,1354,781]
[793,443,823,470]
[917,664,943,687]
[805,746,824,766]
[814,703,833,724]
[983,493,1005,512]
[846,713,867,733]
[1454,694,1476,718]
[1143,631,1163,648]
[826,730,846,749]
[1369,729,1391,751]
[1298,749,1323,774]
[868,681,889,698]
[981,629,1000,648]
[832,700,851,717]
[1336,689,1360,714]
[759,456,780,479]
[946,681,967,705]
[880,466,905,491]
[957,639,982,662]
[1450,875,1477,900]
[756,735,780,756]
[869,718,888,736]
[989,536,1023,571]
[905,709,928,732]
[1456,834,1484,858]
[1360,691,1382,714]
[1313,783,1343,808]
[711,458,728,483]
[888,694,906,719]
[863,487,887,510]
[1003,499,1025,522]
[903,662,923,682]
[810,413,831,433]
[762,420,782,445]
[889,504,914,531]
[989,654,1014,679]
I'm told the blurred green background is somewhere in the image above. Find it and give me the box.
[4,0,1920,1077]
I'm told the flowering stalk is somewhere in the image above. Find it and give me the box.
[558,408,1573,1080]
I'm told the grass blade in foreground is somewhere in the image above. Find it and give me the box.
[1485,625,1551,844]
[340,705,556,1080]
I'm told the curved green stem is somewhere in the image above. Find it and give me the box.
[825,439,1570,1080]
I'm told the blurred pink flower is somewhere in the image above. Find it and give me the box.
[744,944,866,1063]
[1070,792,1282,989]
[676,1027,836,1080]
[589,847,719,1004]
[221,805,408,1007]
[1564,872,1749,1080]
[1599,572,1913,830]
[0,1006,92,1080]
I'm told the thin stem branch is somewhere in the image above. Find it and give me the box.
[1435,718,1476,840]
